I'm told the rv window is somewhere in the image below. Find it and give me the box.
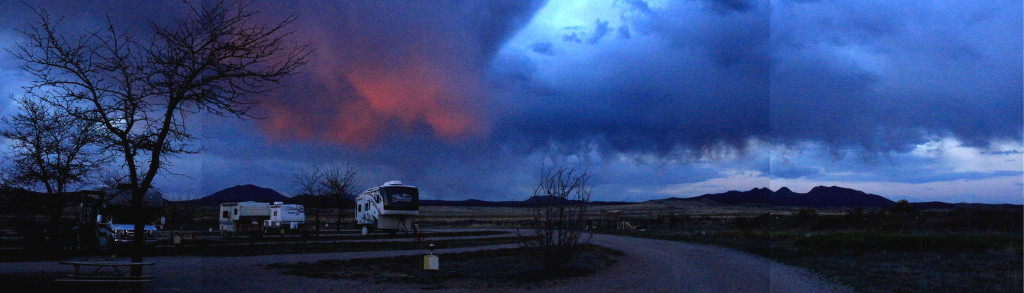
[358,205,361,212]
[380,186,418,210]
[234,208,238,215]
[273,211,278,217]
[364,202,369,211]
[222,211,229,218]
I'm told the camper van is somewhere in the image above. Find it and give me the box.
[219,201,271,234]
[264,202,305,230]
[355,181,419,234]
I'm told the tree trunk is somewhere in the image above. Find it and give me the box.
[131,187,145,277]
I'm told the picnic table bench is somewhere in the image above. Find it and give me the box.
[55,261,155,283]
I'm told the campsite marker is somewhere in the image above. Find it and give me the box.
[423,243,439,271]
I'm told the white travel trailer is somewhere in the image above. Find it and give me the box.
[264,202,305,230]
[355,181,419,234]
[219,201,271,234]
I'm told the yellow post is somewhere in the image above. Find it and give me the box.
[424,243,439,271]
[423,255,439,270]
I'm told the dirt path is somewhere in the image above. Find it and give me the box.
[0,231,850,292]
[547,234,851,293]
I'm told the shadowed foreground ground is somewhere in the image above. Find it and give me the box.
[0,231,848,292]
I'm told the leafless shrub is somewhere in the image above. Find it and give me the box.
[517,164,593,270]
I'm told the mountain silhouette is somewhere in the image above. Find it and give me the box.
[685,186,895,208]
[195,184,289,204]
[686,187,772,205]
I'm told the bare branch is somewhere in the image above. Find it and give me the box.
[321,164,359,231]
[517,164,593,270]
[0,96,110,194]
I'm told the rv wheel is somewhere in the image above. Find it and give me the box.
[361,226,368,236]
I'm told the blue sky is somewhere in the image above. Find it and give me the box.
[0,0,1021,204]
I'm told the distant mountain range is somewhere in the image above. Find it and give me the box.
[174,184,1021,210]
[671,186,1023,210]
[676,186,895,208]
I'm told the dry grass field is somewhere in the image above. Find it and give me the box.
[414,199,850,229]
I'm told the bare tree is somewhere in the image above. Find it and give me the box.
[517,164,593,270]
[1,97,109,247]
[10,1,308,275]
[293,164,359,235]
[293,165,327,236]
[1,97,108,194]
[321,164,359,232]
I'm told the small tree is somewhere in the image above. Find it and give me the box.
[518,164,592,270]
[293,165,327,237]
[1,97,109,250]
[293,163,359,234]
[0,97,107,195]
[321,164,359,232]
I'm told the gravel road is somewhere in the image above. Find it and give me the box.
[0,231,851,292]
[547,234,852,293]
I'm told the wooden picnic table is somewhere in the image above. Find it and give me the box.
[55,261,155,283]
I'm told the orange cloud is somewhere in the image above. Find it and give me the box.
[245,2,530,148]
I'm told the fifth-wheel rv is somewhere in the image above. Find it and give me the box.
[355,181,419,234]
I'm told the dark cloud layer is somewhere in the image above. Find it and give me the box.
[1,0,1020,203]
[5,0,1017,156]
[770,0,1022,151]
[488,0,769,157]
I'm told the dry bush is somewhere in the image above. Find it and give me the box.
[517,165,592,270]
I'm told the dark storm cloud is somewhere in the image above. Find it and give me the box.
[702,0,754,14]
[490,0,769,156]
[561,29,583,43]
[769,164,821,179]
[770,0,1023,150]
[530,41,554,55]
[616,25,631,39]
[586,19,610,44]
[6,0,1018,157]
[474,1,551,59]
[3,0,1020,203]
